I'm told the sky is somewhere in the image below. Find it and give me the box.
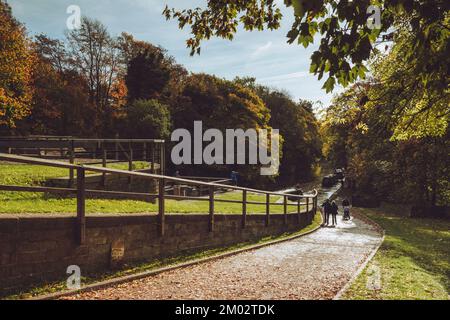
[8,0,342,107]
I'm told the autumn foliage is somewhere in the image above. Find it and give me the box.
[0,4,322,187]
[0,1,34,128]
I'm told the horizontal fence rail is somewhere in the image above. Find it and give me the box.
[0,137,166,183]
[0,153,318,245]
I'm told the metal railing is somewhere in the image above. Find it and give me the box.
[0,153,318,245]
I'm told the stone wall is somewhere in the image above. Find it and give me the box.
[0,210,315,295]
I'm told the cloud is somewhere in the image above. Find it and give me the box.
[251,41,273,58]
[258,71,308,83]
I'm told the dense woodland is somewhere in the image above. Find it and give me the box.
[320,26,449,206]
[163,0,449,207]
[0,1,448,206]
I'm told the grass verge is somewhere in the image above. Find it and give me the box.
[3,213,322,300]
[343,205,449,300]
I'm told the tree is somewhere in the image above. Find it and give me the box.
[67,17,120,134]
[171,73,273,186]
[163,0,449,93]
[126,99,171,139]
[364,29,449,140]
[0,0,34,130]
[14,34,95,136]
[120,33,188,104]
[322,80,449,207]
[34,34,68,73]
[269,96,322,184]
[125,46,172,102]
[174,73,270,131]
[28,54,93,135]
[235,77,322,184]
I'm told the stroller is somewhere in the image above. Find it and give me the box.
[342,199,351,221]
[343,206,351,220]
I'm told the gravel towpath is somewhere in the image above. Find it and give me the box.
[63,214,382,300]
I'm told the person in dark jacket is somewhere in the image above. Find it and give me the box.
[331,201,338,226]
[321,199,332,226]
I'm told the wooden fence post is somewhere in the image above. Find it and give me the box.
[158,178,165,237]
[209,186,214,232]
[76,167,86,245]
[92,142,97,159]
[115,134,119,160]
[69,140,75,187]
[313,196,317,215]
[160,142,165,175]
[101,142,107,188]
[143,142,147,162]
[297,198,301,224]
[128,143,133,187]
[242,190,247,228]
[316,196,318,213]
[151,144,155,173]
[283,195,288,225]
[265,194,270,226]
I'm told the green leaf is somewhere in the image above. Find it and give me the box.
[287,28,299,43]
[322,77,335,93]
[291,0,305,17]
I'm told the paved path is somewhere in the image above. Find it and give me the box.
[64,214,382,300]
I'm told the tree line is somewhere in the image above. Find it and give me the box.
[163,0,449,205]
[0,1,322,188]
[321,28,449,207]
[2,0,447,202]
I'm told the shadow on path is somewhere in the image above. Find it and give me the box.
[64,214,383,300]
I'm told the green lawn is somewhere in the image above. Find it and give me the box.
[343,206,450,300]
[0,163,304,215]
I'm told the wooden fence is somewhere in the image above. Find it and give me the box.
[0,153,318,246]
[0,136,165,187]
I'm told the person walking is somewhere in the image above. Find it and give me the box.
[321,199,332,226]
[230,171,238,186]
[331,201,338,226]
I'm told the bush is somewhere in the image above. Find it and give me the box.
[126,99,171,139]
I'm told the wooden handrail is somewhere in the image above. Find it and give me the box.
[0,153,80,169]
[0,153,317,199]
[81,165,318,200]
[0,137,165,143]
[0,153,319,245]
